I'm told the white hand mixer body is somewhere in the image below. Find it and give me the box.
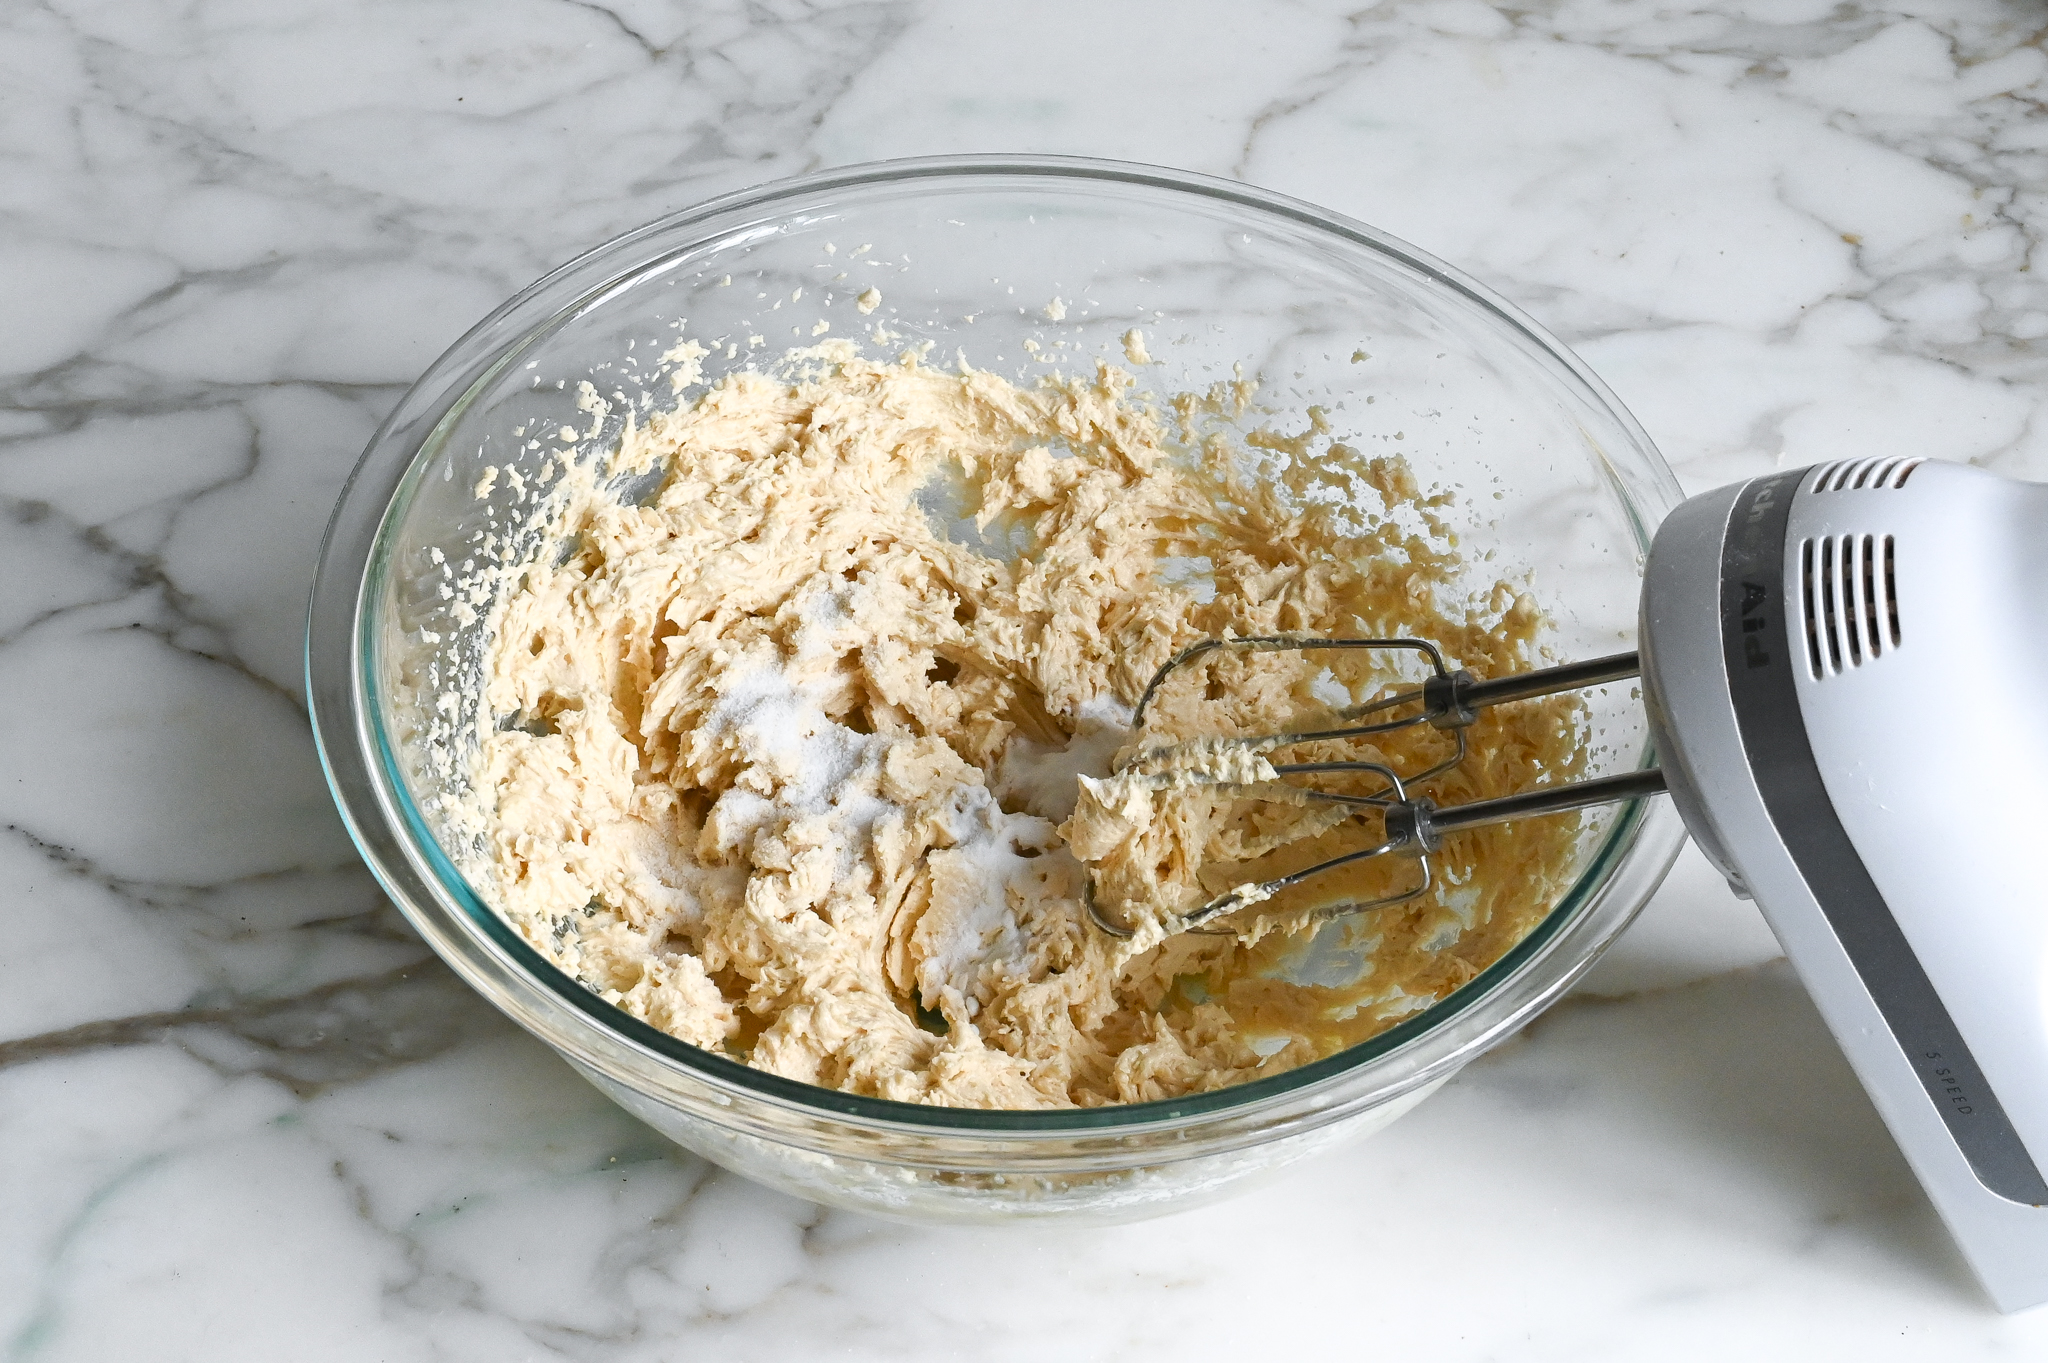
[1643,457,2048,1312]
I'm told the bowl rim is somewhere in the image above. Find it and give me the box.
[308,153,1687,1138]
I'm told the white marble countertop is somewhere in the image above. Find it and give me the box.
[5,1,2047,1356]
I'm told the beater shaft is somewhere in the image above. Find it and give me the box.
[1419,766,1669,840]
[1451,651,1641,712]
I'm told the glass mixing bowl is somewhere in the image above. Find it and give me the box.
[307,156,1687,1225]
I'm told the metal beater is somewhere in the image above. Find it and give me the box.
[1083,635,1660,938]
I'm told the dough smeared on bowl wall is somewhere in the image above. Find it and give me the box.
[469,341,1585,1109]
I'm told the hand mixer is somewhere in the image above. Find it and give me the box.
[1089,457,2048,1313]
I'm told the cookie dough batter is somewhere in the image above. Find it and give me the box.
[475,345,1585,1109]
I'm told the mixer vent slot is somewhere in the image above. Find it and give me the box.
[1810,458,1924,493]
[1801,533,1901,679]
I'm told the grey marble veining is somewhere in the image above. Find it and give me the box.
[5,0,2048,1357]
